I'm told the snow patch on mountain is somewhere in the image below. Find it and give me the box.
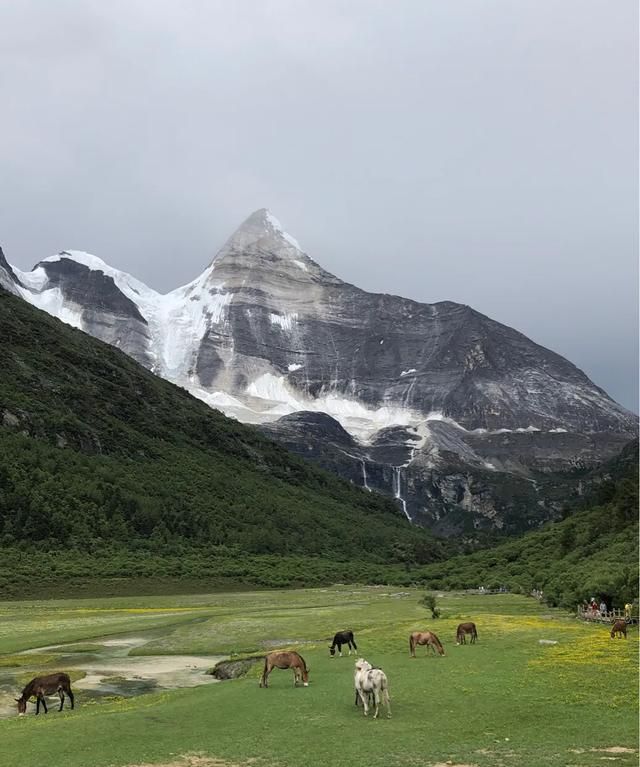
[269,312,298,331]
[20,282,84,330]
[264,210,302,250]
[242,372,425,441]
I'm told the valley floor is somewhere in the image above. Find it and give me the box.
[0,587,637,767]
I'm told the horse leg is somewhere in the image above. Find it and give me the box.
[58,690,64,712]
[338,642,342,657]
[373,689,380,720]
[67,687,75,710]
[36,697,40,715]
[383,687,391,718]
[39,694,48,714]
[358,689,369,716]
[260,661,270,688]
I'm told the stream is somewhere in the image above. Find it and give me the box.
[0,634,223,719]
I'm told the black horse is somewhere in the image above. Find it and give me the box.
[329,629,357,657]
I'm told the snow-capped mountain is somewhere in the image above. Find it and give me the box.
[4,210,636,532]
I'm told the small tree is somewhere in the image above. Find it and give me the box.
[419,592,440,619]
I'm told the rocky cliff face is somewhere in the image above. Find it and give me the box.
[5,209,637,533]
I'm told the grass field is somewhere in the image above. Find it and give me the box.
[0,587,637,767]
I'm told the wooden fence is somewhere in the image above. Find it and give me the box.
[576,607,638,625]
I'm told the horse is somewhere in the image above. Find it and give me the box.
[610,619,628,639]
[354,658,391,719]
[16,672,75,715]
[354,664,379,706]
[259,651,309,688]
[329,629,358,657]
[409,630,445,657]
[456,622,478,645]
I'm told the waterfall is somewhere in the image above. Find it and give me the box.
[361,460,371,492]
[393,466,412,522]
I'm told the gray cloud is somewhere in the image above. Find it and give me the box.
[1,0,637,410]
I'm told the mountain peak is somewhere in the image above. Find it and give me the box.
[217,208,302,258]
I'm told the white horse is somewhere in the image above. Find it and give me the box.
[354,658,391,719]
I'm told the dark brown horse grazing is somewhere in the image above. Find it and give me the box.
[16,672,75,715]
[329,629,357,657]
[259,651,309,688]
[409,631,445,657]
[456,622,478,645]
[610,620,628,639]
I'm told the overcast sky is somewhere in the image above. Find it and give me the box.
[1,1,637,411]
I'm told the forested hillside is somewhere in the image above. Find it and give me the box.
[418,440,639,607]
[0,288,448,593]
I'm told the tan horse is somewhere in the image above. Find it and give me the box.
[409,631,445,657]
[259,651,309,688]
[456,622,478,644]
[610,620,628,639]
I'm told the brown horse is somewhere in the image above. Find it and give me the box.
[456,622,478,645]
[16,672,75,715]
[259,651,309,688]
[409,631,445,657]
[610,620,628,639]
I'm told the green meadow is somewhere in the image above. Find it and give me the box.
[0,587,637,767]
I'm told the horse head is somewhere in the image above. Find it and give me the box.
[15,697,26,715]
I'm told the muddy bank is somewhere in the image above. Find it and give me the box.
[208,656,264,680]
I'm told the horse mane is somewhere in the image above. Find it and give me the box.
[20,680,35,698]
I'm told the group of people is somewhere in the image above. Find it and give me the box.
[583,597,608,617]
[579,598,636,624]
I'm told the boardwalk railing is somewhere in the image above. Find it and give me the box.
[576,607,638,625]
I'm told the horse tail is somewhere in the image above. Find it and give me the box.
[351,634,358,651]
